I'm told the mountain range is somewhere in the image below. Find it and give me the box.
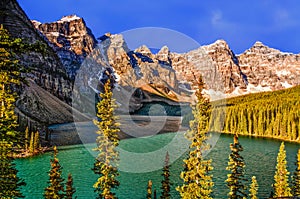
[1,0,300,144]
[32,15,300,96]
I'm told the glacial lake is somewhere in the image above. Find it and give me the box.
[16,133,299,199]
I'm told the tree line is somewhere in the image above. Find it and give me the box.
[207,85,300,142]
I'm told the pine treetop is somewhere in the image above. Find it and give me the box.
[273,142,292,197]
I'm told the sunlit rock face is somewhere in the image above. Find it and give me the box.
[32,15,97,80]
[33,13,300,102]
[237,41,300,95]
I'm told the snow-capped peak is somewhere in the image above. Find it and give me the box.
[31,20,41,26]
[59,15,81,22]
[253,41,265,46]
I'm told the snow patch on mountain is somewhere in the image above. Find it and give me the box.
[276,70,291,76]
[59,15,81,22]
[281,81,293,88]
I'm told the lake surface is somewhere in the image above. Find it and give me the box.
[16,133,299,199]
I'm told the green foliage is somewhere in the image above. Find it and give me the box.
[0,140,25,198]
[93,80,120,199]
[160,152,171,199]
[0,25,46,198]
[0,25,32,198]
[273,142,292,197]
[65,173,76,199]
[24,127,29,151]
[29,131,34,154]
[177,78,214,199]
[28,131,41,154]
[208,85,300,142]
[33,131,40,151]
[226,134,247,199]
[44,146,65,199]
[0,26,22,143]
[147,180,153,199]
[292,149,300,196]
[0,25,45,143]
[249,176,258,199]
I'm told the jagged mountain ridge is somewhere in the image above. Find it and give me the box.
[33,15,300,101]
[203,39,300,96]
[32,15,97,80]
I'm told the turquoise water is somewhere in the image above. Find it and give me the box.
[15,133,299,199]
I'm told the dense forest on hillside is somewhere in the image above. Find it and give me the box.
[207,85,300,142]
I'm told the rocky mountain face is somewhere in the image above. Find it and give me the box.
[58,28,300,115]
[32,15,97,80]
[237,41,300,94]
[72,34,192,115]
[0,0,88,141]
[0,0,71,103]
[200,40,300,96]
[31,13,300,106]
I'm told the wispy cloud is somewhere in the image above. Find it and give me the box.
[274,9,290,23]
[210,9,237,31]
[272,8,299,29]
[211,10,223,26]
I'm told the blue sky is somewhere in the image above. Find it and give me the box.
[19,0,300,54]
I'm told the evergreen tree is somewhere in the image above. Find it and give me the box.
[65,173,76,199]
[147,180,153,199]
[0,26,23,143]
[161,152,171,199]
[93,80,120,199]
[292,149,300,196]
[0,25,45,198]
[249,176,258,199]
[44,146,65,199]
[33,131,40,151]
[0,25,35,199]
[273,142,292,197]
[226,134,247,199]
[24,127,29,151]
[0,140,25,198]
[177,77,213,199]
[29,131,34,153]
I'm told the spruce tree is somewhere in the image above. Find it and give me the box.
[0,25,34,199]
[0,25,45,198]
[177,77,213,199]
[24,127,29,151]
[0,26,22,143]
[93,79,120,199]
[161,152,171,199]
[249,176,258,199]
[147,180,153,199]
[0,140,25,198]
[292,149,300,196]
[273,142,292,197]
[226,134,247,199]
[33,131,40,151]
[44,146,65,199]
[65,173,76,199]
[29,131,34,154]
